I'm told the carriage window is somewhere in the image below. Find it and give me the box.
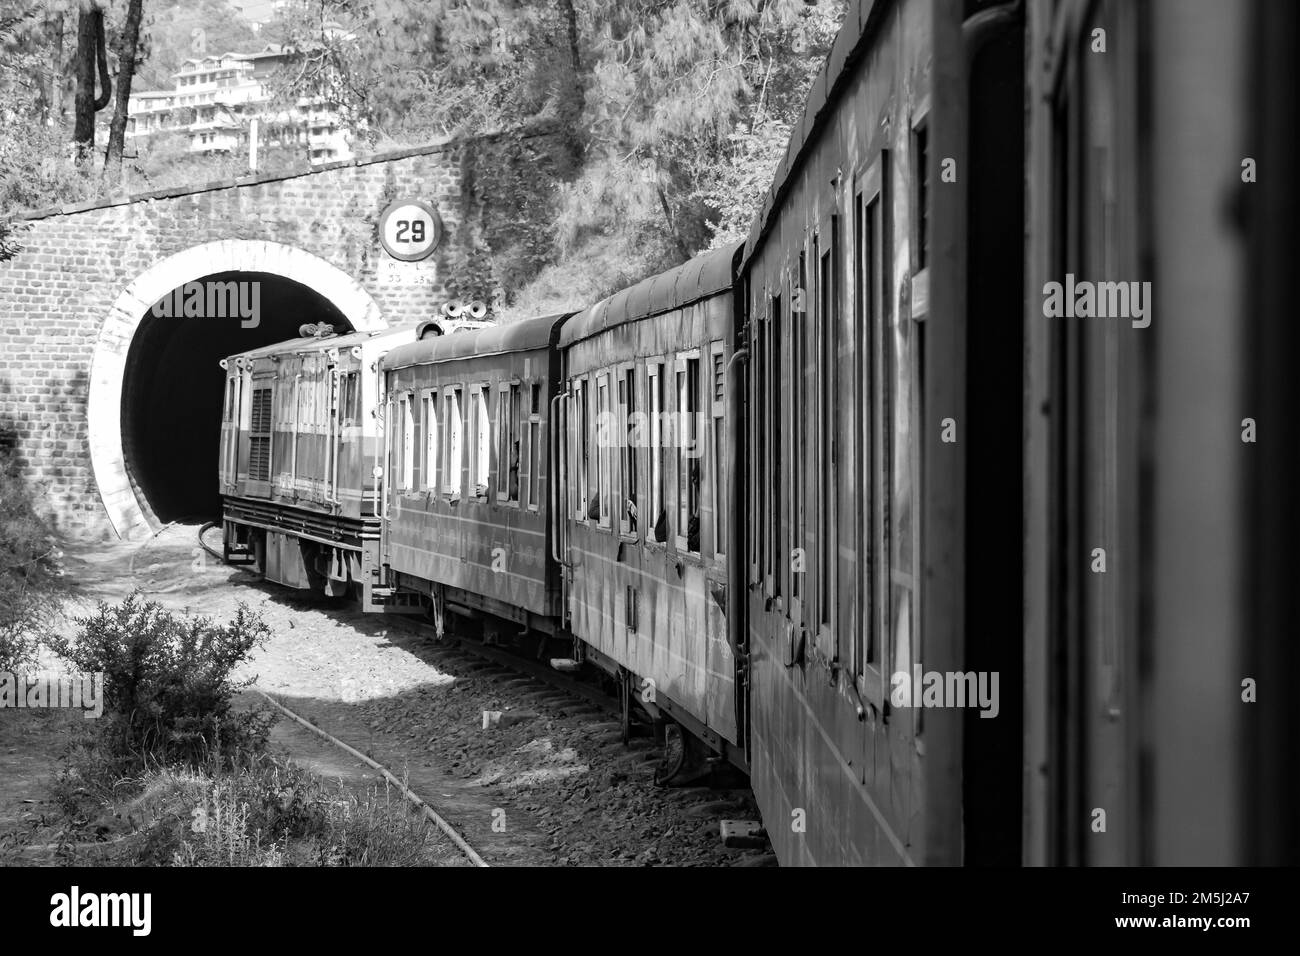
[769,293,781,597]
[577,379,590,520]
[867,179,887,675]
[392,396,410,491]
[470,385,490,499]
[750,300,766,580]
[914,122,929,273]
[423,392,439,492]
[619,368,638,536]
[676,354,701,554]
[224,379,236,422]
[648,362,666,543]
[249,385,272,482]
[526,383,542,511]
[792,251,808,601]
[820,216,839,633]
[410,394,423,491]
[498,383,521,503]
[597,373,612,529]
[343,372,360,426]
[711,343,726,559]
[442,387,463,497]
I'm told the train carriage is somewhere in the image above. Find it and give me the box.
[218,325,421,605]
[207,0,1300,868]
[377,315,570,636]
[736,0,1026,865]
[554,242,746,766]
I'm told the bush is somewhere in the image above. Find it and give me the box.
[44,753,457,867]
[0,449,67,671]
[48,593,272,770]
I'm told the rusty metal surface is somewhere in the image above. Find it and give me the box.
[219,327,417,523]
[741,0,887,269]
[557,243,742,350]
[562,291,738,745]
[382,341,562,620]
[383,313,571,371]
[740,0,935,866]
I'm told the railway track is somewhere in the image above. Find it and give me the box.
[253,688,489,867]
[198,524,771,865]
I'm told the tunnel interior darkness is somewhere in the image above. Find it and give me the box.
[121,271,352,524]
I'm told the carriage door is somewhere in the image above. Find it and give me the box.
[218,364,242,494]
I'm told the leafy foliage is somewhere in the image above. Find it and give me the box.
[0,449,68,671]
[48,593,272,769]
[271,0,846,315]
[44,752,460,866]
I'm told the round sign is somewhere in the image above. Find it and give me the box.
[378,199,442,261]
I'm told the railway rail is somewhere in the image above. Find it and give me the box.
[199,524,764,861]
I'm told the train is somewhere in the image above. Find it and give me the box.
[216,0,1299,865]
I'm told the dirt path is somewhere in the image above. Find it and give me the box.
[3,524,771,867]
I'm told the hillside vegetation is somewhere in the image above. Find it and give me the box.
[1,0,845,312]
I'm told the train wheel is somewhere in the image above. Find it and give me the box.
[655,722,709,787]
[618,671,633,745]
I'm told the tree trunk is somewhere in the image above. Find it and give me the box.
[656,183,690,261]
[555,0,584,166]
[72,4,110,163]
[104,0,144,174]
[50,13,65,124]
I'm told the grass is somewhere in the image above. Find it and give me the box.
[5,737,469,867]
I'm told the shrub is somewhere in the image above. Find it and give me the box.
[43,754,456,867]
[0,449,67,671]
[48,593,272,770]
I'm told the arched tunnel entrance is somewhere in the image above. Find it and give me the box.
[120,271,351,524]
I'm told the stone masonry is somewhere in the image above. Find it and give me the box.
[0,127,560,539]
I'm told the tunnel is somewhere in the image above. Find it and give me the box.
[120,271,351,525]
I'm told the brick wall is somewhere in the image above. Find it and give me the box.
[0,128,560,538]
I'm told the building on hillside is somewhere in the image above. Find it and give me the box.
[125,44,353,165]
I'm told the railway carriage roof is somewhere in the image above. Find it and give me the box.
[222,327,406,363]
[557,240,744,349]
[380,312,570,371]
[741,0,881,268]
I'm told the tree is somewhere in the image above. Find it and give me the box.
[252,1,848,308]
[103,0,144,173]
[1,1,95,256]
[72,0,112,160]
